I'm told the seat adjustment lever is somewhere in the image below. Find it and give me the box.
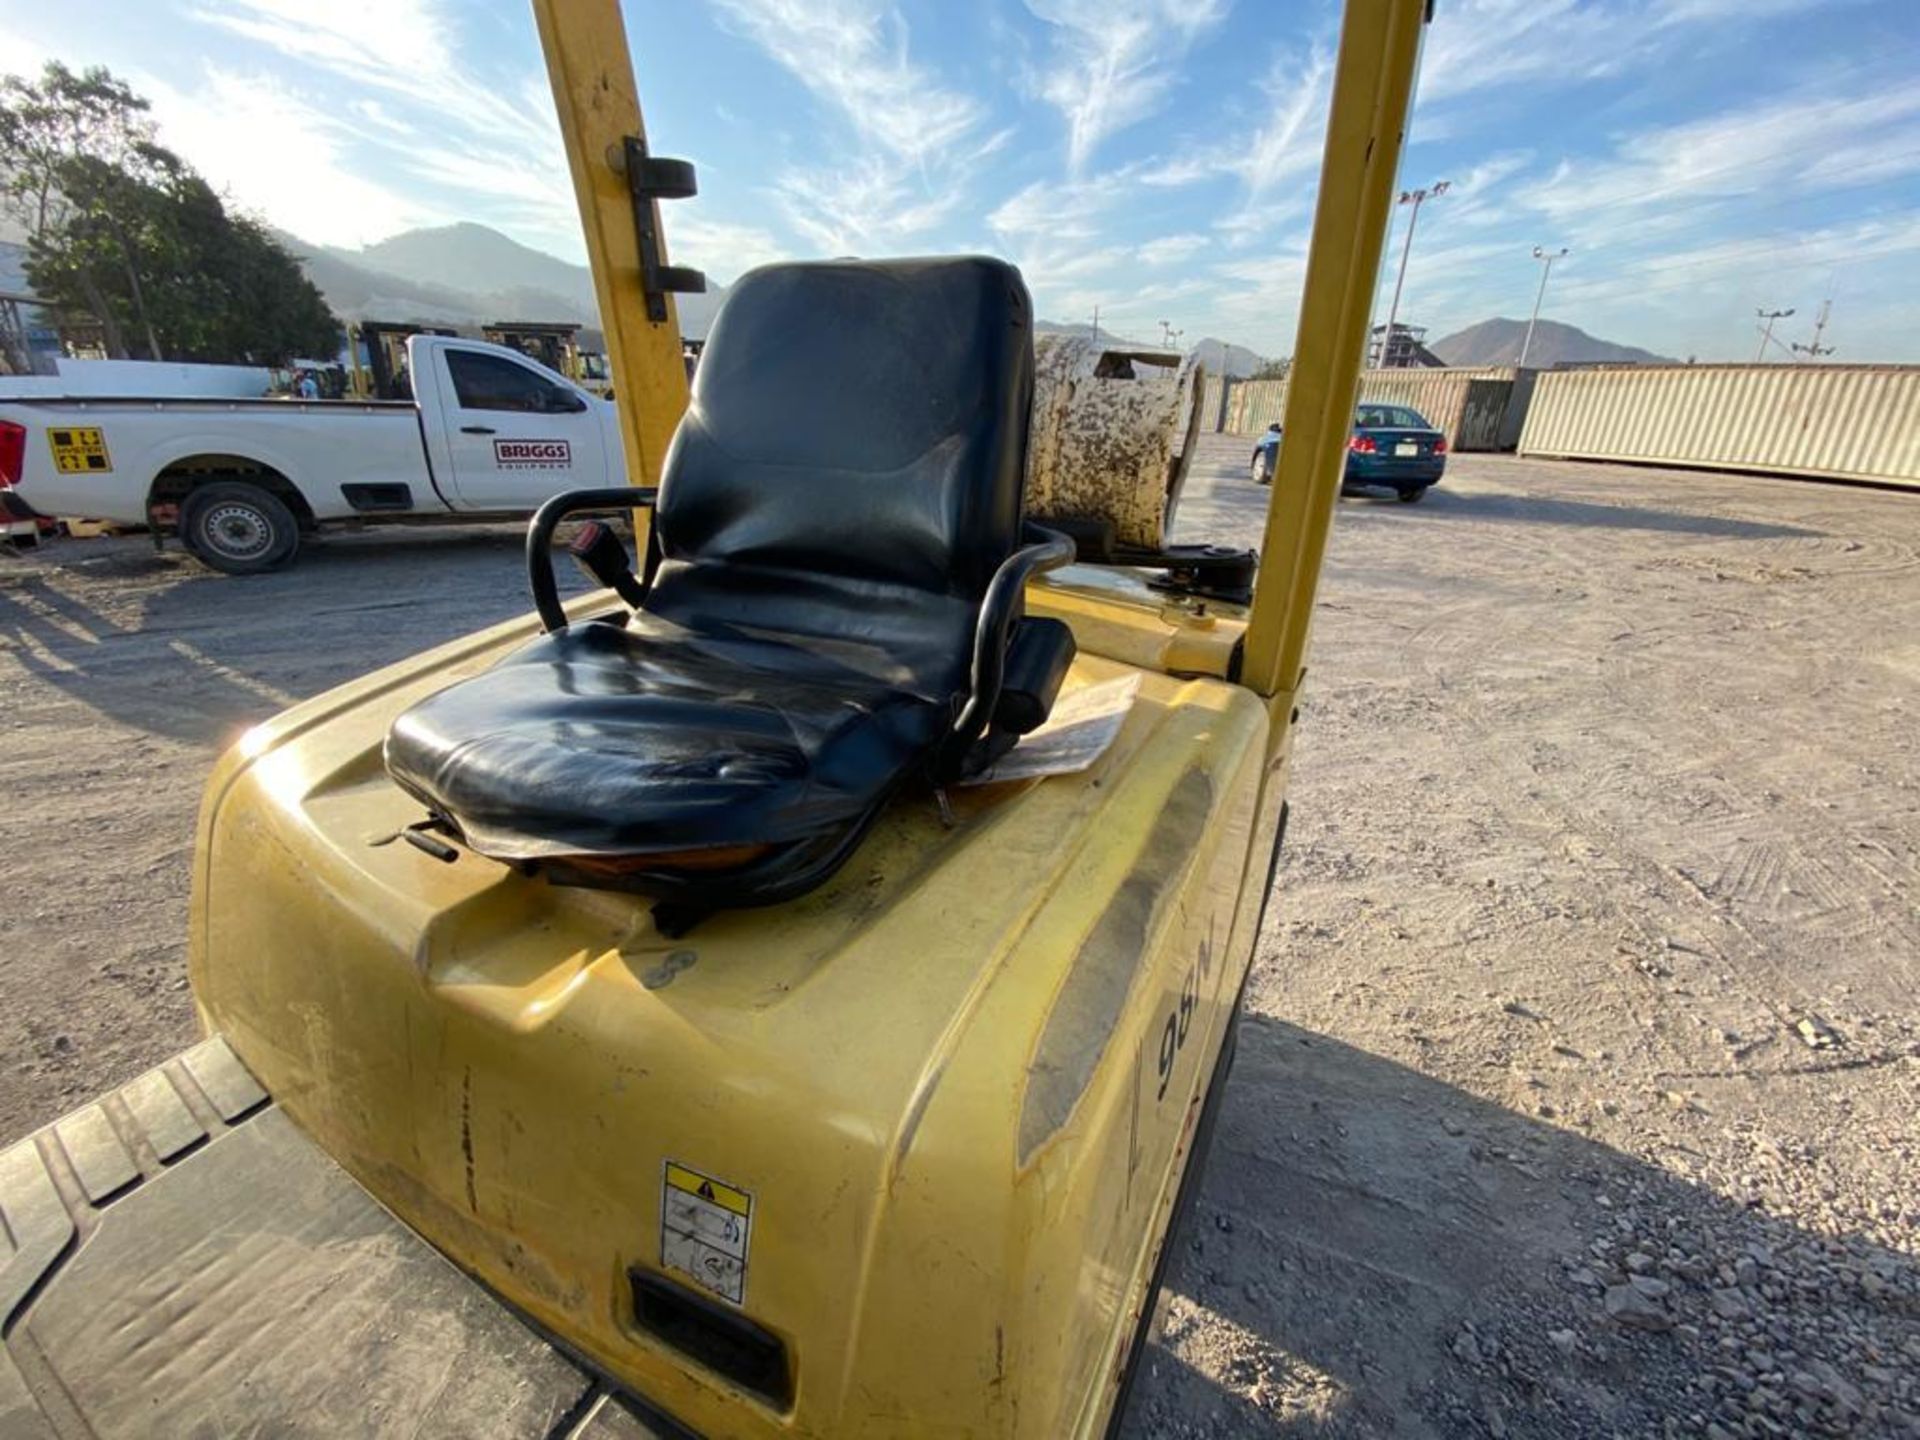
[568,519,650,609]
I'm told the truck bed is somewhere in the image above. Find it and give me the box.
[0,1038,682,1439]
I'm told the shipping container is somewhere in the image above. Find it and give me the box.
[1216,366,1535,451]
[1199,371,1230,435]
[1518,364,1920,489]
[1225,378,1289,435]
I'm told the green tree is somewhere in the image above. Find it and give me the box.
[0,61,341,364]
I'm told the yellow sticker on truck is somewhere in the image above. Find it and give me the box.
[47,426,111,474]
[662,1161,753,1305]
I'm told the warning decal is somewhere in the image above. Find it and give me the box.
[661,1161,753,1305]
[47,426,111,474]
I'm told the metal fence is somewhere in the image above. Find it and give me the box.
[1518,364,1920,488]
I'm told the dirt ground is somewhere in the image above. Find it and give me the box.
[3,437,1916,1437]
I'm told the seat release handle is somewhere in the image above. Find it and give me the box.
[568,519,651,609]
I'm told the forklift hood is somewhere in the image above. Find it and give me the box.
[186,573,1272,1438]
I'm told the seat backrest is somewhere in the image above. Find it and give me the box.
[653,258,1033,602]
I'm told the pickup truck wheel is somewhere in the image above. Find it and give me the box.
[182,482,299,573]
[1250,449,1272,485]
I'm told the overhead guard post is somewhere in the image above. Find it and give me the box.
[531,0,692,534]
[1239,0,1429,702]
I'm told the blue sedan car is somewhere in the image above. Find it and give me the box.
[1250,403,1448,502]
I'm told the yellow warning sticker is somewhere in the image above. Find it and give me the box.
[662,1161,753,1304]
[47,426,111,475]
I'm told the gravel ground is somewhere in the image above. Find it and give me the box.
[1131,439,1920,1438]
[2,438,1916,1436]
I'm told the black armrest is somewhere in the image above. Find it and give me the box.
[526,486,660,633]
[940,522,1076,773]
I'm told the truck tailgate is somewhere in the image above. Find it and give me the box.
[0,1038,679,1439]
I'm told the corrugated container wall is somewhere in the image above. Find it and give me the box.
[1212,367,1535,451]
[1226,379,1288,435]
[1198,372,1229,435]
[1519,364,1920,488]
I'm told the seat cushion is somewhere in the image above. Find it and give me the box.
[386,619,952,863]
[383,257,1038,905]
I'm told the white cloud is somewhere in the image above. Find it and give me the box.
[669,203,791,281]
[1418,0,1656,104]
[1652,0,1853,21]
[1138,233,1208,266]
[1417,0,1866,109]
[1202,240,1312,349]
[1022,0,1228,175]
[1226,45,1335,202]
[710,0,985,165]
[183,0,578,254]
[1546,212,1920,309]
[1516,78,1920,245]
[1062,39,1332,251]
[191,0,551,149]
[708,0,992,254]
[986,166,1169,304]
[140,66,446,246]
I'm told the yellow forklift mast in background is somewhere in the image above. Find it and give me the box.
[482,319,614,395]
[0,4,1429,1437]
[346,318,456,399]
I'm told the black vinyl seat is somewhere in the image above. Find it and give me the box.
[384,257,1074,910]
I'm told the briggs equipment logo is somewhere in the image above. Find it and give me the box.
[493,438,572,468]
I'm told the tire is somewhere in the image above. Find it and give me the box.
[1250,449,1272,485]
[1396,486,1427,504]
[181,481,300,573]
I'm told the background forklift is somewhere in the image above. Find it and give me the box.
[483,320,615,396]
[0,1,1430,1435]
[348,319,457,400]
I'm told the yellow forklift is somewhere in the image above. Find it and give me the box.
[0,2,1429,1435]
[348,319,457,399]
[483,320,614,396]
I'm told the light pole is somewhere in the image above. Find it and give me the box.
[1381,180,1449,366]
[1755,307,1794,362]
[1519,246,1567,369]
[1791,298,1834,359]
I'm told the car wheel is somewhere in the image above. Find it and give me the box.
[1250,449,1272,485]
[1396,486,1426,504]
[181,481,300,574]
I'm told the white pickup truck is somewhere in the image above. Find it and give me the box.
[0,334,625,572]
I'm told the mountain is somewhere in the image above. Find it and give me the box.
[355,223,599,314]
[1188,336,1267,378]
[1430,317,1671,369]
[276,222,727,342]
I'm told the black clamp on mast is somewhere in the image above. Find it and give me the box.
[618,136,705,322]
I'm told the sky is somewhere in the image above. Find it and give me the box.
[2,0,1918,361]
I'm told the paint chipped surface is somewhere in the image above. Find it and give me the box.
[1027,334,1205,550]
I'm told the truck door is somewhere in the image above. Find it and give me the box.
[433,347,607,510]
